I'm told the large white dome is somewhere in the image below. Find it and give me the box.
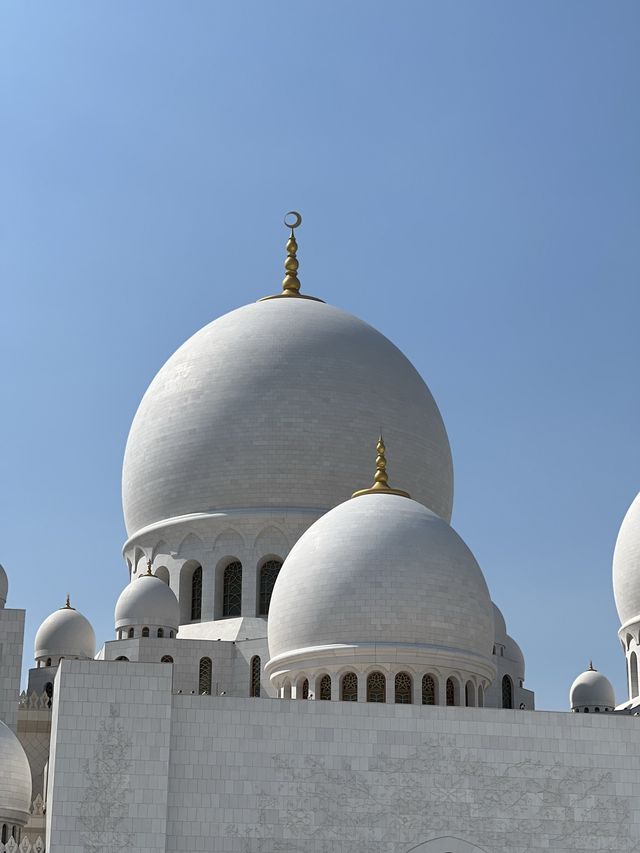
[0,720,32,823]
[267,493,494,676]
[115,574,179,631]
[122,298,453,537]
[34,603,96,663]
[613,492,640,626]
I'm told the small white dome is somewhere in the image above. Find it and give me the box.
[0,720,32,823]
[267,493,494,678]
[0,563,7,607]
[34,602,96,663]
[122,298,453,538]
[569,666,615,710]
[613,492,640,626]
[115,573,179,631]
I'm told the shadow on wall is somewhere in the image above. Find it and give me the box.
[406,839,488,853]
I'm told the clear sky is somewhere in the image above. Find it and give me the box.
[1,2,639,710]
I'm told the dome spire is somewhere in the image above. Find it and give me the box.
[259,212,324,302]
[352,435,411,499]
[64,593,73,610]
[146,559,153,576]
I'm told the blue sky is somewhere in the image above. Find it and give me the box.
[1,2,638,709]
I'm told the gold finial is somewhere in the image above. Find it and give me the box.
[282,211,302,296]
[588,660,596,671]
[259,212,324,303]
[146,559,153,576]
[352,435,411,499]
[64,593,74,610]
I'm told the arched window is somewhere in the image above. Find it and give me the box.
[161,655,173,663]
[446,678,456,706]
[395,672,412,704]
[250,655,261,697]
[128,628,134,639]
[422,674,436,705]
[341,672,358,701]
[631,651,639,698]
[46,657,52,667]
[169,630,174,638]
[223,561,243,617]
[116,656,129,662]
[301,679,309,700]
[1,825,7,844]
[157,628,164,638]
[141,627,149,638]
[191,566,202,621]
[319,674,331,700]
[465,680,475,707]
[502,674,513,709]
[367,671,386,702]
[199,657,212,694]
[478,684,484,707]
[45,682,54,708]
[259,560,282,615]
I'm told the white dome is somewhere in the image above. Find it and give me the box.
[569,667,615,710]
[0,563,7,607]
[267,493,494,675]
[115,574,179,631]
[613,492,640,626]
[34,603,96,662]
[492,603,507,641]
[0,720,32,822]
[122,298,453,537]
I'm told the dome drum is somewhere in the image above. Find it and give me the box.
[265,642,496,691]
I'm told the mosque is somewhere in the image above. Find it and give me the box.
[1,213,640,853]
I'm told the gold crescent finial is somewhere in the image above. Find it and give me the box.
[146,559,153,576]
[258,212,324,303]
[588,660,596,671]
[65,593,71,608]
[352,435,411,499]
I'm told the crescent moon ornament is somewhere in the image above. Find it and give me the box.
[284,211,302,229]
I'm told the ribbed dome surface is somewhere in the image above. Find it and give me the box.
[570,668,615,709]
[122,298,453,537]
[613,492,640,626]
[267,493,493,663]
[0,720,32,819]
[34,605,96,662]
[115,574,179,630]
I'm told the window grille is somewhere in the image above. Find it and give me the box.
[341,672,358,701]
[127,628,134,639]
[223,561,243,617]
[422,674,436,705]
[367,671,386,702]
[141,627,149,638]
[191,566,202,620]
[199,656,212,694]
[319,674,331,700]
[301,678,309,699]
[250,655,261,697]
[157,628,164,638]
[395,672,412,704]
[502,675,513,709]
[259,560,282,615]
[161,655,173,663]
[446,678,456,706]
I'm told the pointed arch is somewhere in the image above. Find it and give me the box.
[177,533,204,559]
[152,540,170,561]
[253,525,288,560]
[502,674,513,709]
[406,838,489,853]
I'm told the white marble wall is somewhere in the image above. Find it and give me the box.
[0,608,25,732]
[47,659,640,853]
